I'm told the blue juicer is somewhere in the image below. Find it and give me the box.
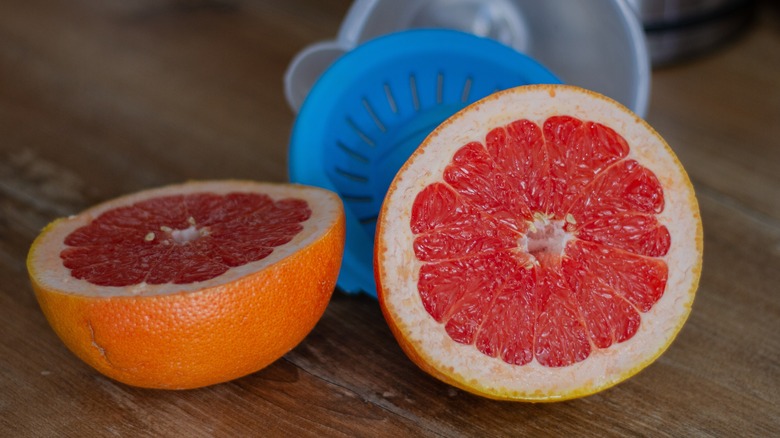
[289,29,560,296]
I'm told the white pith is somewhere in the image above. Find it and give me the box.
[30,181,343,298]
[169,222,206,245]
[522,216,571,263]
[377,85,702,399]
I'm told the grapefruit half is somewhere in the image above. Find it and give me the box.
[28,180,345,389]
[375,85,702,401]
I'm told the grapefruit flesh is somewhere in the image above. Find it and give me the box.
[375,85,702,401]
[28,180,345,389]
[61,192,312,286]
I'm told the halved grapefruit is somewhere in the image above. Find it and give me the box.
[375,85,702,401]
[27,180,345,389]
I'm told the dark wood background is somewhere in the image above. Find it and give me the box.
[1,1,778,436]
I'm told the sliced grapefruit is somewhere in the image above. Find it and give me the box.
[27,180,345,389]
[375,85,702,401]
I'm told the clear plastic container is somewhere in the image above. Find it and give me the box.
[285,0,650,117]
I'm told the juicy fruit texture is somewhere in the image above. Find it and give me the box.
[28,180,345,389]
[375,85,702,401]
[62,192,312,286]
[411,116,670,368]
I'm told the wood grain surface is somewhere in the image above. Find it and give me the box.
[1,0,778,436]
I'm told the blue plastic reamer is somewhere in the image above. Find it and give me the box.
[289,29,560,296]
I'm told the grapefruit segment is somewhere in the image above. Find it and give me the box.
[533,268,592,368]
[574,212,671,257]
[444,142,532,230]
[544,116,630,216]
[412,184,519,262]
[28,180,345,389]
[375,85,702,401]
[486,120,547,214]
[567,159,665,220]
[569,272,641,349]
[564,240,669,313]
[474,266,536,365]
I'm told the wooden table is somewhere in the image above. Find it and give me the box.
[2,1,778,436]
